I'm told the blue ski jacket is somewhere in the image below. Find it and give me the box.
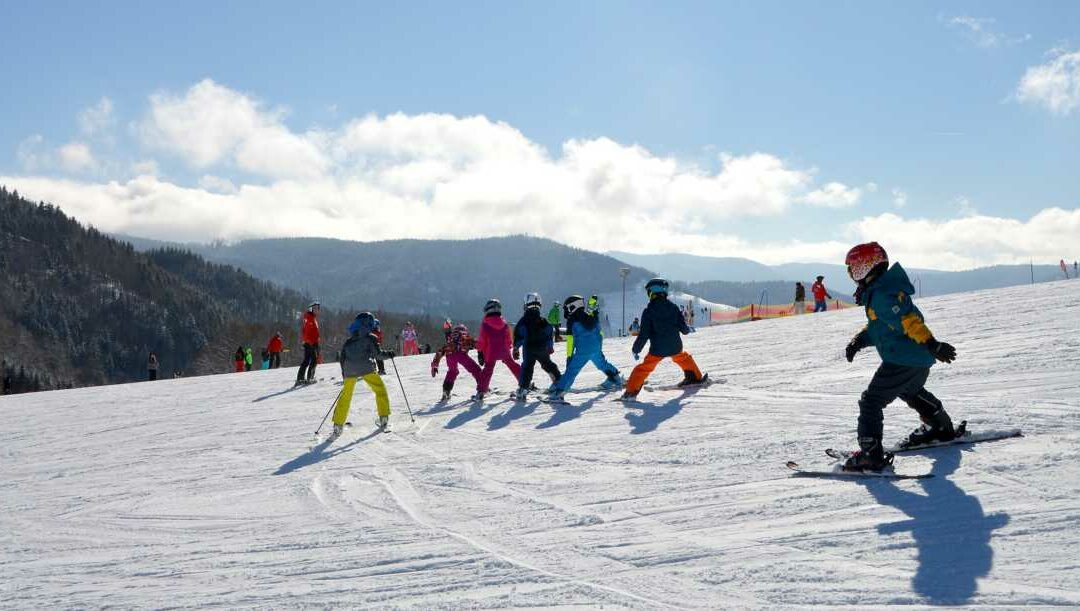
[514,308,555,355]
[858,263,936,368]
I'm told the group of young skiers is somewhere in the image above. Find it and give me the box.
[315,241,963,474]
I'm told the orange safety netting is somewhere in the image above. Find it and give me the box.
[710,300,857,324]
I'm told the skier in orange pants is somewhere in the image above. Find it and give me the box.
[622,278,706,399]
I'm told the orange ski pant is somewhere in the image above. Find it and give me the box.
[625,352,702,395]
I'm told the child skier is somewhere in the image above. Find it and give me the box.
[621,278,706,400]
[475,299,522,400]
[841,242,960,472]
[332,312,395,436]
[547,295,624,399]
[512,293,561,400]
[431,323,483,401]
[372,318,387,375]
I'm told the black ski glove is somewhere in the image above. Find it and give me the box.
[477,351,485,367]
[926,338,956,363]
[845,330,870,363]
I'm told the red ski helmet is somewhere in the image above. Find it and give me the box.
[845,242,889,282]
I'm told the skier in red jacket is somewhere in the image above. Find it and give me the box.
[295,302,320,386]
[266,332,284,369]
[812,276,832,312]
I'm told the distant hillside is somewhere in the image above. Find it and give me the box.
[609,251,1069,297]
[125,236,656,323]
[0,187,443,394]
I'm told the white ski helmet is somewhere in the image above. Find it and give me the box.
[524,292,542,310]
[484,298,502,315]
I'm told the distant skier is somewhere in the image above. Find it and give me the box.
[373,319,387,375]
[841,242,960,472]
[629,317,641,336]
[295,302,320,386]
[244,347,254,372]
[547,295,624,399]
[812,275,832,312]
[475,299,522,399]
[547,302,563,342]
[147,352,159,381]
[233,346,245,373]
[332,312,395,436]
[402,322,420,356]
[431,323,483,401]
[266,332,284,369]
[793,282,806,315]
[512,293,561,400]
[260,348,270,370]
[621,278,705,400]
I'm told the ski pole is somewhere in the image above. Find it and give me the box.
[389,356,415,422]
[314,386,345,437]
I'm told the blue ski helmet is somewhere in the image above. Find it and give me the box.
[645,277,669,297]
[349,311,376,336]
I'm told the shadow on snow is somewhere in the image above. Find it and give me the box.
[272,429,384,475]
[621,385,707,434]
[864,446,1009,605]
[535,394,603,430]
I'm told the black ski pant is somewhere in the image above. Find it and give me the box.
[268,352,281,369]
[148,369,157,381]
[858,363,944,441]
[297,343,318,382]
[519,350,561,389]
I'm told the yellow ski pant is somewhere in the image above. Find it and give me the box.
[332,373,390,426]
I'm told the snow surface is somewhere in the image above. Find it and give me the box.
[3,279,1080,608]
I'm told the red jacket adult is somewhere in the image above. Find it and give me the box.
[267,334,283,353]
[301,311,320,346]
[812,280,831,301]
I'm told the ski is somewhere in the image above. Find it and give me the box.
[786,461,933,480]
[891,422,1022,453]
[643,373,722,392]
[538,396,572,405]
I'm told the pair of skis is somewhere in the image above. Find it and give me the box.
[787,422,1024,479]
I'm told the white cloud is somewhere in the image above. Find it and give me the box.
[1017,49,1080,115]
[954,195,978,217]
[139,79,328,180]
[131,160,159,176]
[947,15,1030,49]
[57,142,96,172]
[198,174,238,194]
[17,135,48,171]
[803,182,862,208]
[892,188,908,209]
[846,209,1080,270]
[79,98,115,137]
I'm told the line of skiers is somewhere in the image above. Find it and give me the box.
[320,241,963,474]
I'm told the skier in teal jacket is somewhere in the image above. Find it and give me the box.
[842,242,960,472]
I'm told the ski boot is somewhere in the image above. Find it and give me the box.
[842,437,894,472]
[331,424,344,437]
[377,415,389,430]
[512,387,529,401]
[546,387,566,400]
[441,381,453,402]
[676,371,708,388]
[900,409,956,449]
[441,389,452,401]
[600,373,626,390]
[471,390,485,402]
[618,390,639,402]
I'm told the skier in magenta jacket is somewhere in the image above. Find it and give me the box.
[475,299,521,399]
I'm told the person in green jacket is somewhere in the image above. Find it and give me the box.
[243,347,254,372]
[547,302,563,342]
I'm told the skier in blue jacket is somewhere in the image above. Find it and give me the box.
[547,295,625,399]
[842,242,960,472]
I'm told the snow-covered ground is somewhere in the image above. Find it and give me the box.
[3,280,1079,608]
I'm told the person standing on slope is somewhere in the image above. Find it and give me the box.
[621,278,706,400]
[547,295,625,399]
[332,312,395,435]
[147,352,159,381]
[841,242,960,472]
[512,293,561,400]
[401,322,420,356]
[475,299,522,400]
[547,302,563,342]
[233,346,245,373]
[812,275,832,312]
[373,319,387,375]
[793,282,806,315]
[266,332,284,369]
[295,302,320,386]
[431,323,483,401]
[244,347,254,372]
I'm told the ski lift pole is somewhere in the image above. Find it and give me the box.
[389,356,415,422]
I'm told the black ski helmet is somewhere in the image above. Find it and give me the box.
[484,298,502,315]
[645,277,669,297]
[563,295,585,317]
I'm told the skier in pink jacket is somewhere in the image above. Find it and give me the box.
[475,299,522,400]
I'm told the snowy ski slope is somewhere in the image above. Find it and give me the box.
[2,279,1079,608]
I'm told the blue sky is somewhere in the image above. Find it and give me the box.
[2,1,1078,269]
